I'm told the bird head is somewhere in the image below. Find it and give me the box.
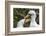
[28,10,36,19]
[24,10,36,24]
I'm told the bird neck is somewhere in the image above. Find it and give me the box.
[31,16,36,22]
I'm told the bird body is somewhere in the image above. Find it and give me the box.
[30,20,38,27]
[17,19,25,28]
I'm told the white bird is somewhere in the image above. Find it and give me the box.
[17,10,38,28]
[28,10,38,27]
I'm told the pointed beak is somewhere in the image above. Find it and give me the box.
[24,15,31,19]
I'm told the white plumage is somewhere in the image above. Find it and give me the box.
[17,10,38,28]
[17,19,25,28]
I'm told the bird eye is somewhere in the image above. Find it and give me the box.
[28,14,32,16]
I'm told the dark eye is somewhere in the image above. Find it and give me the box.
[28,14,32,16]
